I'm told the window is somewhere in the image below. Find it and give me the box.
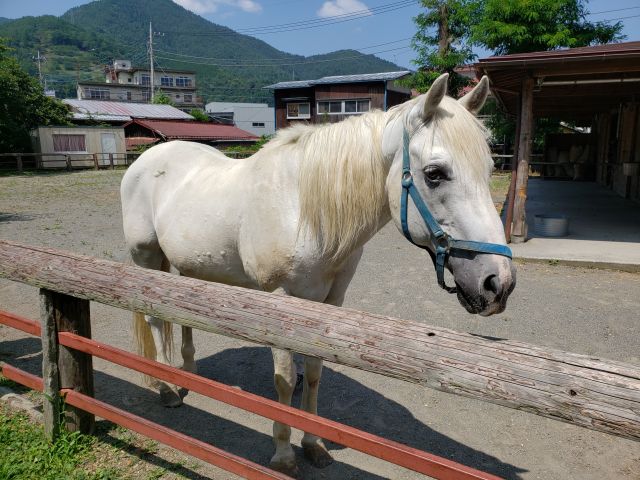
[176,76,192,87]
[140,74,150,86]
[183,94,193,103]
[286,102,310,119]
[53,134,86,152]
[252,122,265,128]
[142,90,151,101]
[318,99,370,115]
[127,78,132,83]
[160,76,174,87]
[86,88,110,100]
[126,91,131,101]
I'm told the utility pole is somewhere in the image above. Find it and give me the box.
[35,50,44,87]
[149,22,155,102]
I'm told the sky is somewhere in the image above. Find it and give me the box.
[1,0,639,70]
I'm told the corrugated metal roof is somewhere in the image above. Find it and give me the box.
[128,119,259,141]
[64,100,194,120]
[264,71,411,89]
[71,113,132,122]
[478,41,640,66]
[311,71,411,84]
[263,80,312,90]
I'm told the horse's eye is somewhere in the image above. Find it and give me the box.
[424,166,446,184]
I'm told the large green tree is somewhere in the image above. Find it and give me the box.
[408,0,480,95]
[471,0,624,55]
[0,40,70,152]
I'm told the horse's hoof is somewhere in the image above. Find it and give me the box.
[303,444,334,468]
[181,363,197,374]
[268,459,300,478]
[160,388,183,408]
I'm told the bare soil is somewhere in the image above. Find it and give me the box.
[1,170,639,480]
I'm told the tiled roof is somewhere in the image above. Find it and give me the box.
[127,119,259,141]
[63,100,194,120]
[264,71,411,89]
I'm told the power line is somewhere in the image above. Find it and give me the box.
[164,0,416,36]
[155,46,412,68]
[154,37,413,63]
[588,6,640,16]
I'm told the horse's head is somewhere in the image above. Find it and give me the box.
[385,73,516,316]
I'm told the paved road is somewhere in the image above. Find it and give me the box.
[1,171,639,479]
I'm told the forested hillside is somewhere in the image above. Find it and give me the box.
[0,0,405,104]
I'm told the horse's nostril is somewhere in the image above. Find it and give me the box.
[484,274,500,295]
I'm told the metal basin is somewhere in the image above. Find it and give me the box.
[534,214,569,237]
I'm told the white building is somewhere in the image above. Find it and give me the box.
[205,102,275,137]
[77,59,200,109]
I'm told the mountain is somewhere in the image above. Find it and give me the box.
[0,0,407,104]
[0,17,11,25]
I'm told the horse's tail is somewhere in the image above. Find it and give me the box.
[132,255,173,387]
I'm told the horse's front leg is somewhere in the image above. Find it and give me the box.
[270,347,299,477]
[300,356,333,467]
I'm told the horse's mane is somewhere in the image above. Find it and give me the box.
[263,96,492,261]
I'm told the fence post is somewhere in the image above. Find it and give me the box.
[65,155,72,171]
[109,153,114,170]
[16,155,23,173]
[40,289,95,436]
[93,153,99,170]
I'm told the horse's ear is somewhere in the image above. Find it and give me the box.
[421,73,449,120]
[459,76,490,115]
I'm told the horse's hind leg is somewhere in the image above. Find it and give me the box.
[130,245,182,408]
[180,326,196,374]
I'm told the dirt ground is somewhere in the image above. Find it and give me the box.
[1,170,639,480]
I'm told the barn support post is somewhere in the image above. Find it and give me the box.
[511,76,535,243]
[40,288,95,435]
[93,153,99,170]
[109,153,114,170]
[65,154,72,171]
[16,155,23,173]
[504,95,522,243]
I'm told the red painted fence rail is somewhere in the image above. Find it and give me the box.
[0,310,500,480]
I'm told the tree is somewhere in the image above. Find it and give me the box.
[471,0,624,55]
[189,109,209,122]
[0,39,70,152]
[152,90,174,106]
[407,0,480,96]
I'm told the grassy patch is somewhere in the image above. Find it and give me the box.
[0,405,98,480]
[0,401,206,480]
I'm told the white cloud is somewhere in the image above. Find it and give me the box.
[173,0,262,15]
[317,0,371,18]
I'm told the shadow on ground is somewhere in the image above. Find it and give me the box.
[1,339,526,479]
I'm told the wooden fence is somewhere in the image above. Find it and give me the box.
[0,152,139,172]
[0,240,639,477]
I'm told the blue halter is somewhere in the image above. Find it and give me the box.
[400,129,512,292]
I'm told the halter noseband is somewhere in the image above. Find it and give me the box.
[400,129,512,292]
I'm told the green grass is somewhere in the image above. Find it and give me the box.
[0,406,100,480]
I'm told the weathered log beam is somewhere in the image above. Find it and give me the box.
[1,239,639,442]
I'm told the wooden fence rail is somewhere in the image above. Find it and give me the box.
[1,239,639,443]
[0,152,138,171]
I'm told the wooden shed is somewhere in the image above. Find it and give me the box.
[264,71,411,130]
[476,41,640,243]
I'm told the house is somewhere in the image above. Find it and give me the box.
[63,99,194,125]
[77,59,201,109]
[123,119,259,151]
[475,40,640,242]
[264,71,411,130]
[31,126,126,169]
[205,102,275,136]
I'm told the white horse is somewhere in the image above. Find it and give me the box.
[120,74,516,476]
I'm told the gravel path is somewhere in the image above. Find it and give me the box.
[1,170,639,480]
